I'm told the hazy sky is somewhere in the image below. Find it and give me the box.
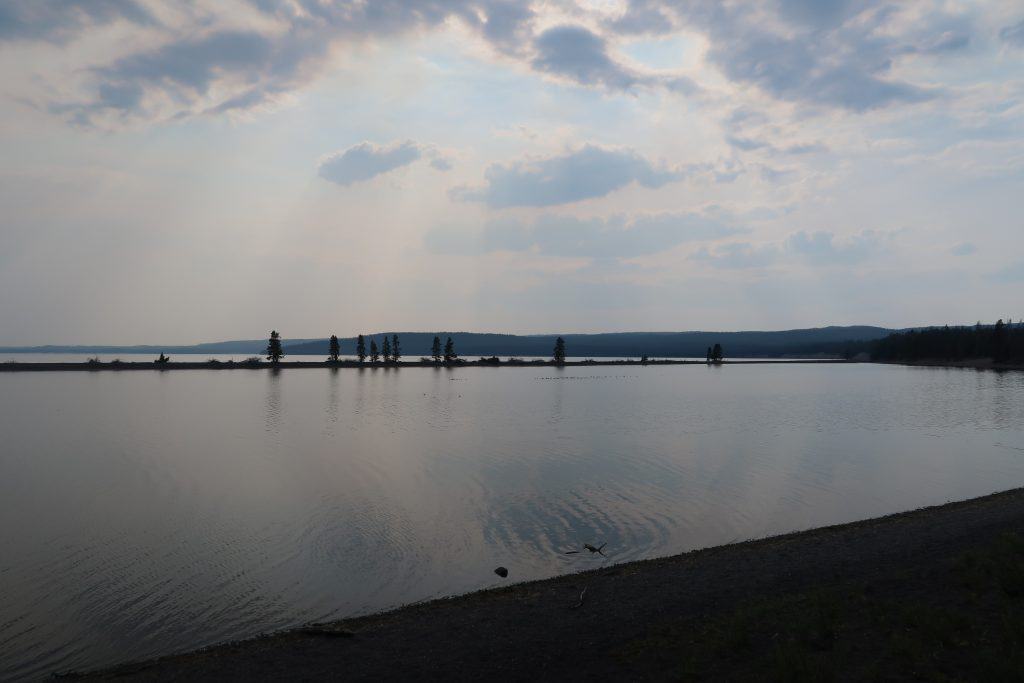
[1,0,1022,344]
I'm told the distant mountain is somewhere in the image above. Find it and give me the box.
[0,327,895,358]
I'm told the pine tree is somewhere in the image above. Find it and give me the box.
[431,336,442,364]
[553,336,566,364]
[328,335,340,362]
[370,339,380,363]
[443,336,456,364]
[706,346,712,363]
[712,343,723,362]
[382,336,392,362]
[266,330,284,364]
[356,334,366,363]
[392,334,401,363]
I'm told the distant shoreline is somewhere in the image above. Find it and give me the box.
[4,358,1024,372]
[0,358,852,372]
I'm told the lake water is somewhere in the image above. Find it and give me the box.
[2,363,1023,679]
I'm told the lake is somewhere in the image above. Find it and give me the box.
[2,363,1023,679]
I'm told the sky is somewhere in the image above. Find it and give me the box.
[1,0,1022,345]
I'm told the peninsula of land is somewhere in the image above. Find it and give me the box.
[0,358,851,372]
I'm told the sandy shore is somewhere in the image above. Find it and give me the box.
[73,488,1024,681]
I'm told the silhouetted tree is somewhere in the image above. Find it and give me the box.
[392,334,401,363]
[370,339,380,363]
[706,346,712,363]
[712,343,723,362]
[356,334,366,363]
[994,318,1007,362]
[553,336,566,364]
[155,353,170,364]
[431,336,442,364]
[328,335,340,362]
[444,336,456,364]
[382,336,392,362]
[266,330,284,364]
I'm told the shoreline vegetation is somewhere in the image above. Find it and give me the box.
[75,487,1024,681]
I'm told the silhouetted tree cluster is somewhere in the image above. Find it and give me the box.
[328,335,340,362]
[553,336,566,364]
[870,320,1024,363]
[353,334,404,364]
[707,343,724,362]
[266,330,284,364]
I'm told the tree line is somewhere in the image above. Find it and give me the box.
[869,319,1023,363]
[265,332,573,365]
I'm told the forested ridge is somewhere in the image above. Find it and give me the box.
[870,320,1024,363]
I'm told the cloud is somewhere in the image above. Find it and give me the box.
[452,144,686,207]
[1001,19,1024,47]
[693,242,780,269]
[992,262,1024,282]
[694,230,892,270]
[531,24,694,92]
[607,0,676,35]
[951,242,977,256]
[318,141,426,186]
[46,0,537,124]
[0,0,154,42]
[786,230,887,265]
[427,211,744,258]
[662,2,960,111]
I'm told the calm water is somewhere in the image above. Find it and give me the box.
[2,364,1023,679]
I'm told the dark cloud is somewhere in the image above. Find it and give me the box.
[100,31,278,95]
[0,0,153,42]
[608,0,677,35]
[53,0,537,123]
[660,1,965,111]
[428,212,743,258]
[452,145,686,208]
[1001,19,1024,47]
[532,24,695,92]
[318,141,424,186]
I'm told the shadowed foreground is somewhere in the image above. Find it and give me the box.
[76,489,1024,681]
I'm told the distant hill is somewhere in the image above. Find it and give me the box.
[0,327,895,359]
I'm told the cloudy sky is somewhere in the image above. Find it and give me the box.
[1,0,1022,344]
